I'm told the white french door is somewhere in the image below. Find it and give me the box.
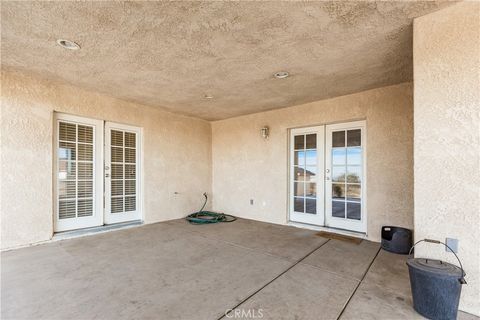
[54,114,104,232]
[54,115,142,232]
[289,126,325,226]
[104,122,142,224]
[289,121,366,234]
[325,121,366,233]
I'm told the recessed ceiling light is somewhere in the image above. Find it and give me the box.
[204,94,213,99]
[56,39,80,50]
[274,71,289,79]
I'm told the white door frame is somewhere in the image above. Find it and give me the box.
[54,113,104,232]
[289,126,325,226]
[325,120,367,233]
[288,120,367,234]
[104,121,143,224]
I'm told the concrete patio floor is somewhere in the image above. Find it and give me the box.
[1,219,477,320]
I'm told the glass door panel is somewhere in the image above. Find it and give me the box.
[105,122,142,224]
[289,126,324,226]
[54,114,103,232]
[325,121,366,233]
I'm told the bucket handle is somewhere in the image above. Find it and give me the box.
[409,239,466,284]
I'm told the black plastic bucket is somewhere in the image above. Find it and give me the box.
[381,226,412,254]
[407,239,466,320]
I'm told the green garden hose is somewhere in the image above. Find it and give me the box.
[186,193,236,224]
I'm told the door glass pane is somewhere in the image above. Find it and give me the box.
[111,180,123,196]
[304,166,317,182]
[111,164,123,179]
[78,125,93,143]
[332,183,345,200]
[111,147,123,163]
[77,199,93,217]
[332,148,346,165]
[59,122,76,142]
[347,129,361,147]
[347,185,361,201]
[125,148,136,164]
[59,142,76,161]
[332,166,346,182]
[78,163,93,179]
[294,182,304,196]
[294,135,304,150]
[305,183,316,197]
[125,180,136,195]
[77,181,93,198]
[125,196,136,212]
[294,197,304,212]
[305,199,316,214]
[347,147,361,165]
[111,197,124,213]
[78,143,93,161]
[305,134,316,149]
[59,200,75,219]
[294,166,306,181]
[294,151,305,165]
[347,166,361,183]
[332,201,345,218]
[332,131,345,147]
[58,161,76,180]
[111,130,123,146]
[305,150,317,165]
[59,181,76,199]
[125,132,136,148]
[125,164,136,179]
[347,202,361,220]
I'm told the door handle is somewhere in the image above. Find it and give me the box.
[105,173,110,178]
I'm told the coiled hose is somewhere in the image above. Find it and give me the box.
[186,193,236,224]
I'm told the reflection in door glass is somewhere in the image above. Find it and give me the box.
[332,148,346,165]
[294,151,305,166]
[347,129,361,147]
[305,150,317,165]
[332,131,345,147]
[305,199,316,214]
[347,147,362,165]
[294,135,304,149]
[305,183,316,197]
[305,134,316,149]
[294,197,304,212]
[332,201,345,218]
[347,202,361,220]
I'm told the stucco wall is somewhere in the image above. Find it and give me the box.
[212,82,414,242]
[0,69,212,250]
[413,2,480,315]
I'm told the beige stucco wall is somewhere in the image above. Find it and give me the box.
[413,2,480,315]
[212,82,414,242]
[0,69,212,250]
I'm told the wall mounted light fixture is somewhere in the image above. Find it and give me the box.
[261,126,269,139]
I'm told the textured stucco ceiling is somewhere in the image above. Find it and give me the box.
[1,1,454,120]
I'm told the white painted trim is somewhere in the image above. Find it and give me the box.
[54,113,104,232]
[325,120,367,233]
[104,121,143,224]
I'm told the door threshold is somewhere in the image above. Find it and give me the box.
[53,220,143,241]
[288,221,367,240]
